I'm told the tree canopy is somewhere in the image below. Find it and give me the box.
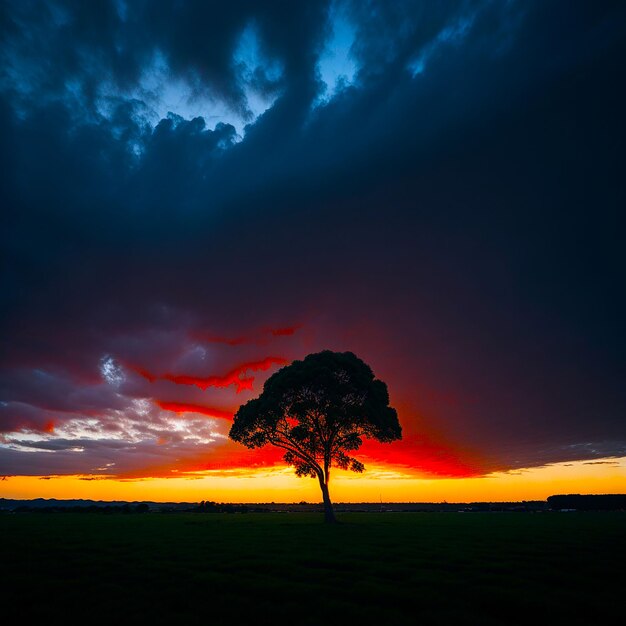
[229,350,402,522]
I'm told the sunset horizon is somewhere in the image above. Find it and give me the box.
[3,456,626,505]
[2,0,625,506]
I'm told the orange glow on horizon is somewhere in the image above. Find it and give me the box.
[2,458,625,504]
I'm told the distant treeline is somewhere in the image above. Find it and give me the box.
[547,494,626,511]
[2,495,625,513]
[3,501,264,514]
[10,503,152,514]
[164,501,253,514]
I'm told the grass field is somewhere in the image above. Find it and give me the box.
[2,511,624,624]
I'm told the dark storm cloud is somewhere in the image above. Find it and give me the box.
[1,0,625,477]
[0,0,327,117]
[0,368,126,413]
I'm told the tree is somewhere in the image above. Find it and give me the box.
[229,350,402,523]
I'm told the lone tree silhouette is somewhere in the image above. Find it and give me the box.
[229,350,402,523]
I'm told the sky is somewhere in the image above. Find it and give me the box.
[1,0,625,503]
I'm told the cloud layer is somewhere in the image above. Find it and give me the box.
[1,0,626,479]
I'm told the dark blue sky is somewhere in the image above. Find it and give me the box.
[1,0,625,478]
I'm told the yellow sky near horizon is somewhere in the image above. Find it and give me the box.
[2,457,625,503]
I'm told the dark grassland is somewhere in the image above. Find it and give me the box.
[2,512,624,624]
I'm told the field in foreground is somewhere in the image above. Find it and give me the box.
[2,512,624,624]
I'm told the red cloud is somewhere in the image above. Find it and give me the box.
[269,325,301,337]
[194,325,301,346]
[155,401,233,420]
[133,367,157,383]
[136,357,288,393]
[195,334,249,346]
[0,402,64,435]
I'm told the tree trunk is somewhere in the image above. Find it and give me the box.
[319,478,337,524]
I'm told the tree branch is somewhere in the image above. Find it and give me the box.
[268,434,323,476]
